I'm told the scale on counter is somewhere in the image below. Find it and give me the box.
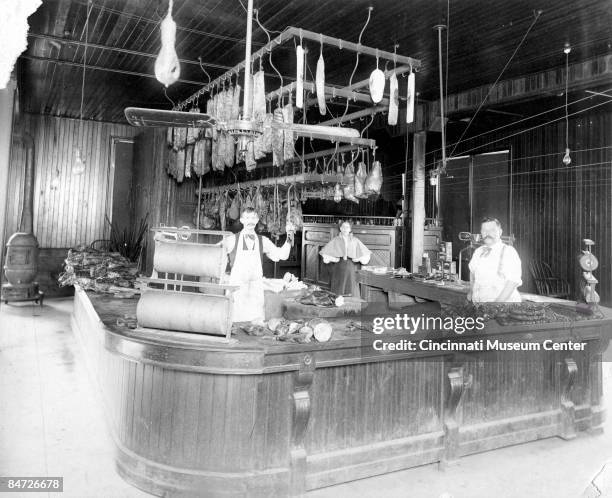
[579,238,600,306]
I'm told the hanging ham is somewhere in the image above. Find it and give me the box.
[288,187,303,230]
[262,113,273,153]
[406,71,415,124]
[272,107,284,167]
[175,148,185,183]
[354,161,367,198]
[316,52,326,115]
[254,187,267,225]
[295,45,305,109]
[186,108,200,145]
[228,192,241,220]
[154,1,180,87]
[184,145,193,178]
[252,71,267,120]
[282,100,295,162]
[219,191,227,231]
[333,183,342,203]
[174,127,186,150]
[365,160,383,195]
[167,149,177,178]
[388,72,399,125]
[245,141,257,172]
[369,67,385,104]
[343,162,359,203]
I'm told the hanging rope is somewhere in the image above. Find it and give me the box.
[449,9,543,158]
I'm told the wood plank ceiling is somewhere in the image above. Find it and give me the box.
[18,0,612,123]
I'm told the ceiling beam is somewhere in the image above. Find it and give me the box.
[69,0,264,47]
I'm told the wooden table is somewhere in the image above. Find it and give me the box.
[72,287,612,497]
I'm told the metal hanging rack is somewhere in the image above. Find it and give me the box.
[173,26,421,111]
[196,143,368,194]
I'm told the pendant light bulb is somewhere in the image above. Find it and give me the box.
[561,44,571,167]
[563,148,572,166]
[73,147,86,175]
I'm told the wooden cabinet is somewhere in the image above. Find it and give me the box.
[301,222,401,287]
[301,224,334,287]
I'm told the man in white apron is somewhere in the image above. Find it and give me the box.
[222,208,293,324]
[468,217,522,303]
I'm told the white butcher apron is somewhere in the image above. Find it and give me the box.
[471,245,521,303]
[229,233,265,323]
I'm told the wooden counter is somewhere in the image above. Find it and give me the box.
[72,287,612,497]
[355,271,575,306]
[356,270,469,305]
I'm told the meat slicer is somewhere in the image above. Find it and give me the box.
[136,227,238,341]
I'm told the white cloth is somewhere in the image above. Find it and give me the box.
[223,232,291,323]
[468,241,522,303]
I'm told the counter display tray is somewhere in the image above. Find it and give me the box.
[282,296,367,319]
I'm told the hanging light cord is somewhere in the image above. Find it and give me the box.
[449,9,542,158]
[565,49,570,150]
[79,1,92,134]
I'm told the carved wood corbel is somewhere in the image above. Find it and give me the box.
[290,353,315,496]
[440,365,471,469]
[560,356,577,440]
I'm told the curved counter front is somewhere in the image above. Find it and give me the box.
[71,287,612,497]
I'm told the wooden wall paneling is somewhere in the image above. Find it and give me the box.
[46,116,60,247]
[87,121,100,243]
[445,110,611,304]
[5,113,138,250]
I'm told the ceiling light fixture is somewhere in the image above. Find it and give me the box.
[562,43,571,166]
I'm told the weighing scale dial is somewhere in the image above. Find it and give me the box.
[579,252,598,271]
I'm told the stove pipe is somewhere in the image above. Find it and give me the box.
[16,131,35,233]
[3,130,39,287]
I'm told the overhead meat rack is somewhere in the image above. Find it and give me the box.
[173,26,421,112]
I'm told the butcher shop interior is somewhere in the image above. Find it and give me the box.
[1,0,612,496]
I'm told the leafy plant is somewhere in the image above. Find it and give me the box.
[106,214,149,263]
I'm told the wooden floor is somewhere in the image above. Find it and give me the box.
[1,297,612,498]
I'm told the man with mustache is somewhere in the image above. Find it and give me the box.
[467,217,522,303]
[222,207,295,324]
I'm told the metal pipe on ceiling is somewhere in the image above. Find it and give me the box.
[28,33,234,72]
[19,54,203,86]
